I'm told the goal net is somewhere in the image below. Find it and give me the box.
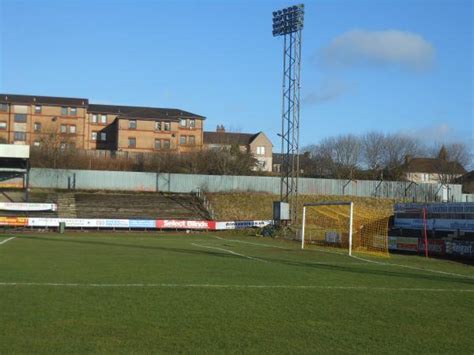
[301,201,390,257]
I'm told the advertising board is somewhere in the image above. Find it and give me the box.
[213,220,272,230]
[28,218,108,228]
[156,220,211,230]
[396,237,418,252]
[445,241,474,258]
[388,236,398,250]
[129,220,156,228]
[0,216,28,226]
[418,239,446,255]
[325,231,341,244]
[0,202,57,212]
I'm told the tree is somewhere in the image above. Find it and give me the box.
[428,144,469,184]
[31,123,77,169]
[304,135,361,179]
[361,131,386,177]
[429,142,471,168]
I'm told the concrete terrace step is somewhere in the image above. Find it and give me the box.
[57,193,77,218]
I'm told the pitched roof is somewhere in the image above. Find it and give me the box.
[453,170,474,183]
[403,157,466,175]
[0,93,88,107]
[89,104,205,120]
[0,94,205,120]
[203,131,259,146]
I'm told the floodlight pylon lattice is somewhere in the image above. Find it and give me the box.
[273,4,304,224]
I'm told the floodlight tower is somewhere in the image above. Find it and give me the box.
[272,4,304,224]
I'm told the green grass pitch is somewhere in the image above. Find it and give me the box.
[0,231,473,354]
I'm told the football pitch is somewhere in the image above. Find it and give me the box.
[0,232,473,354]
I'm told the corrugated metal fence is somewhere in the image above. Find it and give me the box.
[28,168,473,202]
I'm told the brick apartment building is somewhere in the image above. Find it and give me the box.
[0,94,205,153]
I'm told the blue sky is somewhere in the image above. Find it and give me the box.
[0,0,472,152]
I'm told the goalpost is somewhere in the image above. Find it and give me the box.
[300,201,389,257]
[301,201,354,255]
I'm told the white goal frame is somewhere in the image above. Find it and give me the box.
[301,201,354,256]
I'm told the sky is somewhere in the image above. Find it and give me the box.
[0,0,472,154]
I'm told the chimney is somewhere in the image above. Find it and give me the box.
[404,155,413,165]
[216,125,225,133]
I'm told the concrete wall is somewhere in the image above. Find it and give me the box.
[25,168,472,202]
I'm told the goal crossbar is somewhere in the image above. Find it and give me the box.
[301,201,354,256]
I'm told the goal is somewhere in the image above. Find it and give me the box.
[301,201,390,257]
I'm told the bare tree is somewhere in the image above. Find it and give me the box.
[429,142,471,168]
[361,131,385,174]
[31,123,77,169]
[383,134,424,169]
[305,135,361,179]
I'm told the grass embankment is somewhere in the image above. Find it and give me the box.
[207,192,396,221]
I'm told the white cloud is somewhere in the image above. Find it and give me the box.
[303,80,352,105]
[400,123,473,152]
[321,29,435,71]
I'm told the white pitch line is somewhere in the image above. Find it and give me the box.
[191,242,268,263]
[213,236,292,250]
[0,237,15,245]
[0,282,472,293]
[213,237,473,280]
[350,254,474,280]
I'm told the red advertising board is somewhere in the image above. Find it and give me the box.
[156,219,212,230]
[418,239,446,256]
[396,237,418,252]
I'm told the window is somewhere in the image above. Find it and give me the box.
[0,121,6,130]
[61,107,77,116]
[14,105,27,113]
[91,132,98,141]
[34,122,42,132]
[163,139,170,149]
[91,114,98,123]
[128,137,136,148]
[100,132,106,141]
[14,114,27,123]
[188,135,195,145]
[14,132,26,141]
[155,121,162,131]
[189,119,196,128]
[35,105,42,113]
[100,114,107,124]
[0,103,8,112]
[60,125,67,134]
[180,136,187,145]
[154,139,161,150]
[256,146,266,155]
[129,120,137,129]
[180,119,187,127]
[164,122,170,131]
[69,125,76,134]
